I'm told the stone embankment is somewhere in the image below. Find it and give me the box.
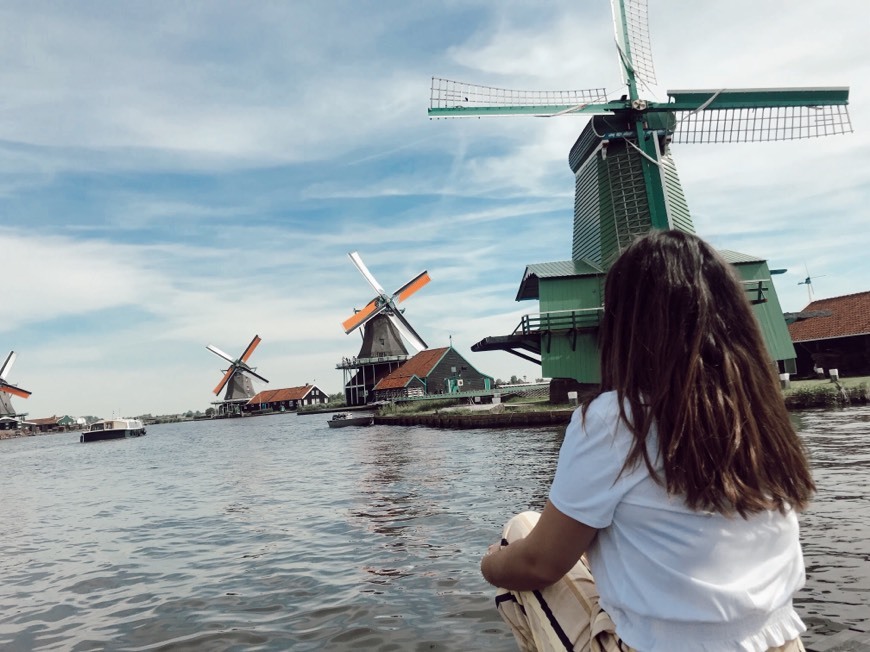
[375,409,575,429]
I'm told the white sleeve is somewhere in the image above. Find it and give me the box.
[548,399,631,529]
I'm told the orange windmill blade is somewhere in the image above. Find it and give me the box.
[342,251,430,353]
[0,351,32,417]
[205,335,269,401]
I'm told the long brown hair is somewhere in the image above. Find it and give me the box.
[593,230,814,516]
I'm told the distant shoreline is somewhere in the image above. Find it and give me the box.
[3,378,865,440]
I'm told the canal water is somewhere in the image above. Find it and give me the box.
[0,406,867,650]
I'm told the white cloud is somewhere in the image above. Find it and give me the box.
[2,1,868,417]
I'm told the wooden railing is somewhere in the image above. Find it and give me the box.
[514,308,603,335]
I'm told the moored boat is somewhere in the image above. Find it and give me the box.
[327,412,374,428]
[80,418,147,443]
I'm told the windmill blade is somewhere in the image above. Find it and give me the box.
[244,368,269,384]
[393,271,431,304]
[667,88,852,144]
[206,344,236,364]
[213,367,236,395]
[388,309,428,353]
[610,0,656,86]
[429,77,610,118]
[348,251,386,296]
[0,382,31,399]
[342,298,386,334]
[0,351,16,380]
[239,335,261,363]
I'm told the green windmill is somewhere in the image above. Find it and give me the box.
[429,0,851,389]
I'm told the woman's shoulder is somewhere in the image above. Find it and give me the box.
[568,391,622,437]
[584,390,621,418]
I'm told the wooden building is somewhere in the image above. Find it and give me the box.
[788,291,870,377]
[372,346,493,401]
[22,415,75,433]
[245,384,329,413]
[472,250,796,389]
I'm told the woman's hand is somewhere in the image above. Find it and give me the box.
[480,501,598,591]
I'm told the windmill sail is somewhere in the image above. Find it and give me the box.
[206,335,268,401]
[611,0,656,87]
[669,88,852,143]
[342,251,430,352]
[0,350,31,417]
[430,78,609,117]
[0,391,16,417]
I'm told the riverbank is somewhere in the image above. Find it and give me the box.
[374,408,575,429]
[783,376,869,410]
[370,377,870,430]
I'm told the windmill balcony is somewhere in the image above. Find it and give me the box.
[336,353,410,370]
[514,308,603,336]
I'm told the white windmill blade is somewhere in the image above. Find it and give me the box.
[206,344,237,364]
[245,368,270,384]
[610,0,656,87]
[429,77,607,111]
[388,309,428,353]
[0,351,16,380]
[671,103,853,144]
[348,251,386,296]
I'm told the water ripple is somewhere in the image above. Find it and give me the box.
[0,410,866,649]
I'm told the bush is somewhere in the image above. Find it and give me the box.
[785,382,868,409]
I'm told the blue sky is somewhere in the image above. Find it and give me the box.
[3,0,868,418]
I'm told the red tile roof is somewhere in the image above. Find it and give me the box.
[26,416,60,426]
[788,291,870,342]
[374,347,448,390]
[247,385,318,405]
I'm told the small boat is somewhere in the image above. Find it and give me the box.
[327,412,374,428]
[80,418,147,443]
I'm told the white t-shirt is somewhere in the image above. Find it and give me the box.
[548,391,806,652]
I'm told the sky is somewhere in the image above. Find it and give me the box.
[2,0,868,419]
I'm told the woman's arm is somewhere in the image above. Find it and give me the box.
[480,500,598,591]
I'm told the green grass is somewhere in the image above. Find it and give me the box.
[782,375,870,395]
[783,376,869,409]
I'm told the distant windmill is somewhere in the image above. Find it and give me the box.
[206,335,268,416]
[0,351,31,419]
[342,251,430,352]
[798,267,827,302]
[430,0,851,383]
[338,252,431,405]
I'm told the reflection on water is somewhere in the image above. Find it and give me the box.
[0,407,866,650]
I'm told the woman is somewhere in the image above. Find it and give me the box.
[481,230,815,652]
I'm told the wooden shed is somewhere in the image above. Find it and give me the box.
[245,384,330,413]
[788,291,870,377]
[372,346,493,401]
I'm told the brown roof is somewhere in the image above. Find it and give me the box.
[27,415,59,426]
[247,385,318,405]
[374,347,449,390]
[788,291,870,343]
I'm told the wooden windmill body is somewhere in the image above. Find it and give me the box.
[430,0,851,385]
[337,252,430,406]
